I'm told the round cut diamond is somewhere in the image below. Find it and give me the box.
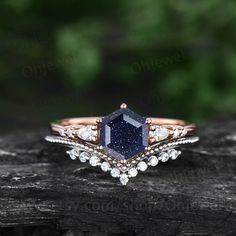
[120,174,129,185]
[168,149,181,160]
[101,162,111,172]
[159,152,169,162]
[89,155,100,166]
[79,151,90,163]
[137,161,148,171]
[148,155,159,166]
[67,149,78,160]
[110,168,120,178]
[128,168,138,177]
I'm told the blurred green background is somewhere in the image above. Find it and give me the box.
[1,0,236,132]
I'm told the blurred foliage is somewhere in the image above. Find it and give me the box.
[0,0,236,124]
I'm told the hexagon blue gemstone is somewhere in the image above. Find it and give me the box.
[100,108,148,160]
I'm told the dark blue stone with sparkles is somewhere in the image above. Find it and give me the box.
[100,108,148,160]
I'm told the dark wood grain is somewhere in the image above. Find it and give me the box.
[0,118,236,236]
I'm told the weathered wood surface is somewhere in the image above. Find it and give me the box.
[0,118,236,236]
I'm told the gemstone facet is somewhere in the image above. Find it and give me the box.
[100,108,148,160]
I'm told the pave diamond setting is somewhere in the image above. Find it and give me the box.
[100,108,148,160]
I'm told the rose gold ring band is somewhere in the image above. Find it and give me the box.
[54,117,186,126]
[50,117,196,144]
[45,104,199,185]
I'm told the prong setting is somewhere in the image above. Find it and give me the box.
[96,119,102,124]
[120,103,127,109]
[146,118,152,124]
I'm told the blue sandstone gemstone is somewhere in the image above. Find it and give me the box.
[100,108,148,160]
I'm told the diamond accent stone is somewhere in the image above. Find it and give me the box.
[59,129,65,136]
[181,129,187,136]
[137,161,148,171]
[79,151,90,163]
[119,174,129,185]
[173,129,180,138]
[159,152,169,162]
[66,128,74,138]
[150,126,169,142]
[46,129,199,185]
[89,155,100,166]
[168,149,181,160]
[148,155,159,166]
[67,149,78,160]
[128,168,138,177]
[77,126,96,141]
[101,162,111,172]
[111,168,120,178]
[100,108,148,160]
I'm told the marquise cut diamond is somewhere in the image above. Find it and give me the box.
[66,128,74,138]
[150,126,169,142]
[77,126,97,141]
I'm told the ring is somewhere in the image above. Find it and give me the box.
[45,103,199,185]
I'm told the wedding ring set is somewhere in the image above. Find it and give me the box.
[45,103,199,185]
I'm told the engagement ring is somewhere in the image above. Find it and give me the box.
[45,103,199,185]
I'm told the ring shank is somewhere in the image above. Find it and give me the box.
[51,117,196,137]
[54,117,186,126]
